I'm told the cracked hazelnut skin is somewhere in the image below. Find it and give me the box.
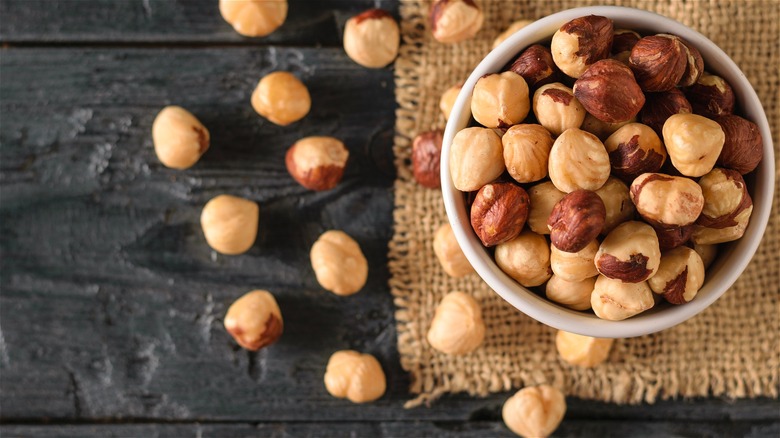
[412,130,443,189]
[152,106,210,170]
[693,242,718,269]
[427,292,486,355]
[693,168,754,244]
[502,385,566,438]
[201,194,259,255]
[219,0,287,37]
[629,35,687,92]
[502,124,554,183]
[343,9,400,68]
[527,182,566,235]
[508,44,560,89]
[548,190,606,253]
[440,83,463,120]
[573,59,646,123]
[595,221,661,283]
[591,275,655,320]
[449,127,505,192]
[548,128,611,193]
[594,177,635,235]
[470,182,530,247]
[551,240,599,282]
[715,115,764,175]
[429,0,484,44]
[684,73,735,118]
[677,37,704,87]
[546,275,596,311]
[495,230,552,287]
[662,113,725,177]
[639,88,692,136]
[533,83,586,136]
[580,112,635,141]
[493,19,534,49]
[556,331,613,367]
[324,350,386,403]
[433,223,475,278]
[604,123,667,182]
[224,290,283,351]
[310,230,368,296]
[286,136,348,191]
[471,71,530,128]
[648,246,705,305]
[630,173,704,228]
[252,71,311,126]
[551,15,614,78]
[653,224,694,251]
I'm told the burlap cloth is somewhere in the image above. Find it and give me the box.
[389,0,780,407]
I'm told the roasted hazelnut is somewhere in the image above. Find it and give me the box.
[532,83,586,136]
[412,130,443,188]
[594,177,635,234]
[551,240,599,282]
[493,19,533,49]
[224,290,282,351]
[548,128,611,193]
[591,275,655,320]
[595,221,661,283]
[684,73,735,118]
[551,15,613,78]
[639,88,692,136]
[471,182,530,247]
[693,168,753,244]
[310,230,368,296]
[449,127,505,191]
[580,112,634,141]
[201,194,259,255]
[653,224,693,251]
[573,59,645,123]
[508,44,560,88]
[677,37,704,87]
[502,385,566,438]
[152,106,210,170]
[433,223,475,278]
[715,115,764,175]
[427,291,486,355]
[611,29,641,63]
[495,230,552,287]
[324,350,386,403]
[693,242,718,269]
[343,9,400,68]
[662,113,725,177]
[286,136,348,191]
[629,35,687,92]
[556,331,613,367]
[252,71,311,126]
[471,72,530,128]
[604,122,666,182]
[630,173,704,227]
[502,124,554,183]
[429,0,484,44]
[548,190,606,253]
[219,0,287,37]
[648,246,705,304]
[440,83,463,121]
[527,182,566,235]
[546,275,596,311]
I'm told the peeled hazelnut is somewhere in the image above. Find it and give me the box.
[662,113,725,177]
[286,136,348,191]
[429,0,484,44]
[152,106,210,170]
[611,29,641,63]
[595,221,661,283]
[427,291,485,355]
[533,83,586,136]
[527,182,566,235]
[412,130,443,189]
[573,59,645,123]
[548,190,606,253]
[310,230,368,296]
[449,127,504,191]
[224,290,283,351]
[580,112,634,141]
[252,71,311,126]
[551,240,599,282]
[604,122,666,182]
[684,73,735,118]
[343,9,399,68]
[433,223,475,278]
[324,350,386,403]
[495,230,552,287]
[653,224,693,251]
[471,182,530,247]
[546,275,596,311]
[639,88,692,136]
[219,0,287,37]
[594,177,635,235]
[201,194,259,255]
[693,168,753,244]
[556,331,613,367]
[629,35,687,92]
[648,246,705,304]
[502,385,566,438]
[471,72,530,128]
[677,37,704,87]
[548,128,611,193]
[629,173,704,227]
[440,83,463,120]
[508,44,560,89]
[493,19,534,49]
[502,124,554,183]
[715,115,764,175]
[591,275,655,320]
[694,242,718,269]
[551,15,614,78]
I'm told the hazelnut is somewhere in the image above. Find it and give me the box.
[412,130,443,189]
[343,9,399,68]
[471,182,530,247]
[495,230,552,287]
[532,83,586,136]
[648,246,705,304]
[285,136,349,191]
[219,0,287,37]
[508,44,560,88]
[152,106,210,170]
[548,128,611,193]
[449,127,505,191]
[429,0,484,44]
[502,385,566,438]
[200,195,259,255]
[527,182,566,235]
[310,230,368,296]
[224,290,283,351]
[653,224,693,251]
[551,15,614,78]
[573,59,645,123]
[629,35,687,92]
[580,112,634,141]
[427,291,486,355]
[715,115,764,175]
[684,73,735,118]
[252,71,311,126]
[591,275,655,320]
[548,190,606,253]
[440,83,463,120]
[677,37,704,87]
[502,124,554,183]
[662,113,725,177]
[604,122,667,182]
[471,72,530,128]
[611,29,641,63]
[629,173,704,227]
[546,275,596,311]
[639,88,692,136]
[324,350,386,403]
[556,331,613,367]
[693,168,753,244]
[493,19,534,49]
[594,177,635,234]
[551,240,599,282]
[595,221,661,283]
[433,223,475,278]
[693,242,718,269]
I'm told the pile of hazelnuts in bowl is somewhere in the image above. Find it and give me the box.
[446,14,765,322]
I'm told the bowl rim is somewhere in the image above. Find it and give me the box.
[440,5,776,338]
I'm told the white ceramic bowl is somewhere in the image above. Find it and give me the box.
[441,6,775,338]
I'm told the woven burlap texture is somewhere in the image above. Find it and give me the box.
[389,0,780,407]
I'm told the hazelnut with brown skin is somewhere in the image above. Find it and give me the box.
[639,88,692,136]
[502,385,566,438]
[508,44,560,89]
[286,136,349,191]
[324,350,386,403]
[548,128,611,193]
[611,29,641,64]
[495,230,552,287]
[693,168,754,244]
[595,221,661,283]
[224,290,283,351]
[556,331,613,367]
[343,9,400,69]
[580,112,635,141]
[715,115,764,175]
[471,182,530,247]
[152,106,210,170]
[630,173,704,227]
[594,177,635,235]
[591,275,655,320]
[440,83,463,121]
[429,0,484,44]
[648,246,705,304]
[427,291,486,355]
[252,71,311,126]
[629,34,687,92]
[502,124,554,183]
[310,230,368,296]
[548,190,606,253]
[219,0,287,37]
[471,71,530,128]
[550,240,599,282]
[493,19,533,49]
[546,275,596,311]
[653,224,693,251]
[684,73,735,118]
[201,195,259,255]
[573,59,646,123]
[662,113,725,177]
[677,37,704,87]
[604,123,667,182]
[527,182,566,235]
[533,83,586,136]
[449,127,505,192]
[433,223,475,278]
[412,130,443,189]
[551,15,614,78]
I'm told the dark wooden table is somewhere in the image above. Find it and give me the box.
[1,1,778,437]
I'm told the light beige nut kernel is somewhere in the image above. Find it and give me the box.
[449,127,504,192]
[310,230,368,296]
[493,19,533,49]
[527,182,566,235]
[427,291,486,355]
[471,71,530,128]
[502,124,554,183]
[286,136,348,191]
[594,177,635,235]
[200,194,259,255]
[693,242,718,269]
[573,59,645,123]
[429,0,484,44]
[324,350,386,403]
[692,168,753,244]
[440,83,463,120]
[595,221,660,283]
[224,290,283,351]
[551,240,599,282]
[252,71,311,126]
[533,83,586,136]
[556,330,613,367]
[551,15,613,78]
[548,128,611,193]
[433,223,474,278]
[502,385,566,438]
[470,182,529,247]
[219,0,287,37]
[508,44,560,89]
[591,275,654,320]
[629,173,704,227]
[581,112,635,141]
[604,123,667,182]
[546,275,596,311]
[648,246,704,304]
[662,113,724,177]
[495,230,552,287]
[152,106,210,169]
[343,9,400,68]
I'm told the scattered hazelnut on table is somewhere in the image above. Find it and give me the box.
[551,240,599,283]
[508,44,560,88]
[653,224,693,251]
[429,0,484,44]
[324,350,386,403]
[604,122,666,182]
[693,242,718,269]
[152,106,210,170]
[427,291,486,355]
[495,230,552,287]
[219,0,287,37]
[595,221,661,283]
[251,71,311,126]
[591,274,655,320]
[532,83,586,136]
[285,136,349,191]
[573,59,645,123]
[310,230,368,296]
[556,330,613,367]
[527,182,566,235]
[440,83,463,120]
[580,112,635,141]
[548,128,611,193]
[200,194,259,255]
[662,113,725,177]
[551,15,613,78]
[693,168,753,244]
[343,9,400,68]
[684,73,735,118]
[411,129,444,189]
[493,19,534,49]
[470,182,530,247]
[648,246,705,304]
[629,34,687,92]
[449,127,504,192]
[502,124,554,183]
[433,223,475,278]
[224,290,283,351]
[594,177,635,235]
[502,385,566,438]
[715,114,764,175]
[639,88,692,136]
[546,275,596,311]
[610,29,641,64]
[630,173,704,227]
[471,71,530,128]
[547,190,606,253]
[677,37,704,87]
